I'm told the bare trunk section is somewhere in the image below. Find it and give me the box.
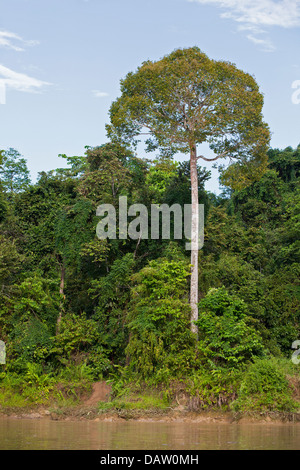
[190,144,199,337]
[56,263,65,334]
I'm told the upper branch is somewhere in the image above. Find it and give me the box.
[197,150,229,162]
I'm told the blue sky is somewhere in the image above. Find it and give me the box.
[0,0,299,193]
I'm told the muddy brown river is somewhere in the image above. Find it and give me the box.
[0,417,300,450]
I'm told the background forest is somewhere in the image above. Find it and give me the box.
[0,143,299,415]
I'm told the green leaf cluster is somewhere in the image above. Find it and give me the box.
[196,287,265,369]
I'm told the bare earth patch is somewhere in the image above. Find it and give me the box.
[84,381,112,406]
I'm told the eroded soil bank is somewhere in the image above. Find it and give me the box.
[1,380,300,425]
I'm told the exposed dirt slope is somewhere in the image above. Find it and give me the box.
[84,381,112,406]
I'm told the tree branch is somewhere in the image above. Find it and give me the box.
[197,150,229,162]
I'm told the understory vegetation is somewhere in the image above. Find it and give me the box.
[0,144,299,416]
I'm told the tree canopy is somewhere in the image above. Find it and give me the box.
[107,47,270,186]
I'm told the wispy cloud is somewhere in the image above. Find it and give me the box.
[0,64,50,93]
[0,29,49,102]
[0,30,39,51]
[188,0,300,50]
[246,34,276,52]
[92,90,109,98]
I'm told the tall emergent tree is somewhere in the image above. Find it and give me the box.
[106,47,270,335]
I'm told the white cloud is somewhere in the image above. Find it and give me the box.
[188,0,300,27]
[0,30,47,103]
[237,24,266,34]
[246,34,276,52]
[188,0,300,50]
[92,90,109,98]
[0,64,50,93]
[0,30,39,51]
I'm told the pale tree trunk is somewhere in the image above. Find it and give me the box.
[190,144,199,337]
[56,263,65,334]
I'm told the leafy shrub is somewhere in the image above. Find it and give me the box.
[51,312,100,358]
[196,287,265,369]
[9,318,54,364]
[90,253,135,361]
[0,362,55,406]
[56,362,95,382]
[11,275,60,326]
[188,368,242,409]
[125,257,196,378]
[232,358,300,413]
[51,312,112,378]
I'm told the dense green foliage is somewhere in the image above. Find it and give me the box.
[0,143,299,413]
[231,358,300,413]
[196,287,266,368]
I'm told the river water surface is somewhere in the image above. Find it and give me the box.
[0,417,300,450]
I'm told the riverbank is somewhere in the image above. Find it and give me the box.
[1,357,300,425]
[2,401,300,425]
